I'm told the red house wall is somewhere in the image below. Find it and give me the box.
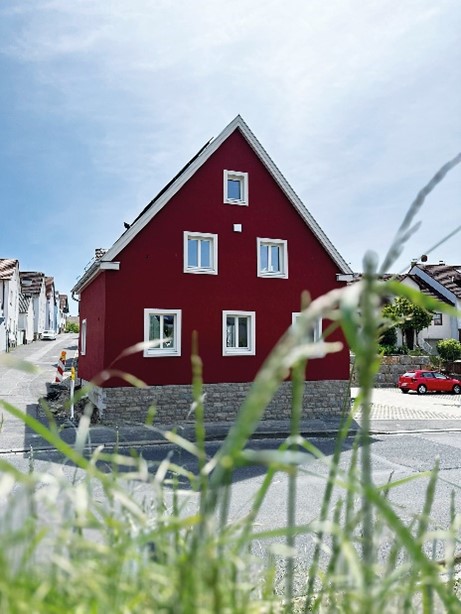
[79,129,349,386]
[79,272,106,381]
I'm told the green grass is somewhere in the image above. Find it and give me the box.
[1,154,461,612]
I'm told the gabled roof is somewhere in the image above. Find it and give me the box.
[45,276,55,298]
[348,271,454,306]
[72,116,352,295]
[0,259,19,281]
[410,264,461,301]
[20,271,46,296]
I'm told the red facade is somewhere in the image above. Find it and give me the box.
[75,119,351,387]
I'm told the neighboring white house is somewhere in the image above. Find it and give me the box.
[45,276,58,332]
[58,294,69,332]
[406,263,461,351]
[0,259,21,352]
[20,271,47,340]
[18,294,35,344]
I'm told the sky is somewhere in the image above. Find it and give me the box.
[0,1,460,315]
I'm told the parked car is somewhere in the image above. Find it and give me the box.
[398,370,461,395]
[42,330,57,341]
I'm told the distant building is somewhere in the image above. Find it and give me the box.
[20,271,47,340]
[0,259,20,351]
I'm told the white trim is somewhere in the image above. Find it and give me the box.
[223,170,249,206]
[72,116,352,294]
[222,310,256,356]
[183,231,218,275]
[143,308,182,357]
[257,237,288,279]
[292,312,322,343]
[80,319,87,356]
[100,261,120,270]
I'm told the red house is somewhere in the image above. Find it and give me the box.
[72,116,352,423]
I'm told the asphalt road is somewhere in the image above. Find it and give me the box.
[2,338,461,570]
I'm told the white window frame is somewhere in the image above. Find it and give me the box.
[223,170,248,206]
[292,312,322,343]
[222,310,256,356]
[144,309,182,357]
[432,312,443,326]
[80,319,87,356]
[183,231,218,275]
[257,238,288,279]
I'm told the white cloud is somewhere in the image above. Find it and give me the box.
[0,0,460,291]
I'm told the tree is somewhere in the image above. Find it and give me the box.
[382,297,433,350]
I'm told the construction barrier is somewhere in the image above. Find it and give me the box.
[54,351,67,383]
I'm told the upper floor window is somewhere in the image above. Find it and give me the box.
[144,309,181,357]
[224,170,248,206]
[184,232,218,274]
[257,238,288,278]
[432,312,443,326]
[222,310,256,355]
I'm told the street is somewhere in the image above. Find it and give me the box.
[1,338,461,559]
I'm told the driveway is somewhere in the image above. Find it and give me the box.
[352,386,461,433]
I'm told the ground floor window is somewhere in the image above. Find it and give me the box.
[222,311,256,355]
[144,309,181,356]
[292,312,324,357]
[81,319,87,355]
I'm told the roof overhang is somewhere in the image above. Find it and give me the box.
[71,261,120,297]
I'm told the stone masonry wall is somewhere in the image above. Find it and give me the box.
[87,380,350,426]
[350,354,432,388]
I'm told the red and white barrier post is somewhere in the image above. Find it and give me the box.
[54,351,67,383]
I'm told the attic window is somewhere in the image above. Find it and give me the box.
[257,238,288,279]
[224,170,248,206]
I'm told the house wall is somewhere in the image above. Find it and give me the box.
[86,379,350,425]
[19,304,35,344]
[398,277,457,349]
[0,267,20,349]
[33,287,47,338]
[78,130,349,387]
[79,273,106,380]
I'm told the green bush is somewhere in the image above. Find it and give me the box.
[436,338,461,362]
[378,343,397,355]
[65,321,79,333]
[408,347,428,356]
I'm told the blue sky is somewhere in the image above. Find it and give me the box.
[1,1,460,315]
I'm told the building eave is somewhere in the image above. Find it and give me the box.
[71,261,120,297]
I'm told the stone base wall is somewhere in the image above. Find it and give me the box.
[86,380,351,426]
[350,354,432,388]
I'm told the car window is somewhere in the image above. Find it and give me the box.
[422,372,434,378]
[434,373,447,379]
[402,372,415,377]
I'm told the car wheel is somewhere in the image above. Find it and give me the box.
[453,384,461,395]
[417,384,427,395]
[401,389,409,394]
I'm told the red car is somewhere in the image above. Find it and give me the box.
[398,370,461,395]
